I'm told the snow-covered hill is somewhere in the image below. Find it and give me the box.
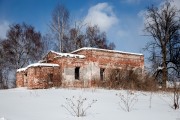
[0,88,179,120]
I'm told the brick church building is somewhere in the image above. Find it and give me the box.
[16,47,144,89]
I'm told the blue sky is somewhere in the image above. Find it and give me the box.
[0,0,179,63]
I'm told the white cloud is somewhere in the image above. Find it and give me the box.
[84,3,118,32]
[0,21,9,39]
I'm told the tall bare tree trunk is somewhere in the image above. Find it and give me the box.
[162,47,168,88]
[144,1,179,89]
[50,4,69,53]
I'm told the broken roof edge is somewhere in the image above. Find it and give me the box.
[17,63,59,72]
[42,50,57,60]
[43,50,85,59]
[71,47,144,56]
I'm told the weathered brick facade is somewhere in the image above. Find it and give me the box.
[16,63,61,89]
[16,47,144,89]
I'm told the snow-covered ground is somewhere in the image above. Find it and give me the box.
[0,88,179,120]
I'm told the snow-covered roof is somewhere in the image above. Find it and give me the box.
[157,66,164,70]
[38,60,46,63]
[17,63,59,72]
[50,50,85,59]
[71,47,143,56]
[17,68,27,72]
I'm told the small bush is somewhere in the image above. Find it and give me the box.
[116,90,138,112]
[173,83,180,109]
[61,95,97,117]
[160,83,180,110]
[104,68,157,91]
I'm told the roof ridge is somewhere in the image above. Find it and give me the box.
[71,47,143,56]
[50,50,85,58]
[17,63,59,72]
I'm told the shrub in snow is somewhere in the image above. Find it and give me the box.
[171,82,180,109]
[106,68,157,91]
[61,95,97,117]
[159,84,180,110]
[116,90,138,112]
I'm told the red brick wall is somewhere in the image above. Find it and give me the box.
[16,66,61,89]
[27,66,61,89]
[52,57,86,87]
[73,49,144,69]
[16,71,25,87]
[43,52,58,62]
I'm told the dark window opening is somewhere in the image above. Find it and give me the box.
[24,73,28,85]
[24,73,27,76]
[75,67,80,80]
[100,68,105,81]
[48,74,53,84]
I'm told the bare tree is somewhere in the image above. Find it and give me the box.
[68,21,86,52]
[0,44,7,89]
[64,23,115,52]
[0,23,43,88]
[61,21,86,52]
[42,33,59,54]
[0,43,3,88]
[49,3,69,52]
[85,25,115,49]
[49,5,115,52]
[167,33,180,78]
[0,41,13,89]
[144,1,180,88]
[116,90,138,112]
[1,23,43,69]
